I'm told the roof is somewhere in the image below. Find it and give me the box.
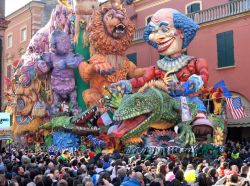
[6,0,45,20]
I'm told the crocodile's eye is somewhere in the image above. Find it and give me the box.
[135,98,141,106]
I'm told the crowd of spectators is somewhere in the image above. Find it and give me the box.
[0,140,250,186]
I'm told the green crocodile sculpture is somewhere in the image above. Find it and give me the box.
[40,105,100,134]
[109,87,198,146]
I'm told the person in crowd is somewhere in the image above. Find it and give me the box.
[184,164,196,185]
[121,172,144,186]
[206,168,218,185]
[166,161,175,182]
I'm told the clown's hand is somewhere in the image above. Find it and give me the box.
[187,74,204,93]
[171,75,204,96]
[111,80,132,94]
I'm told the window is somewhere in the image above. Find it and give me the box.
[216,31,235,68]
[127,53,137,65]
[21,27,27,42]
[186,2,201,14]
[145,16,152,25]
[7,34,13,48]
[7,65,12,78]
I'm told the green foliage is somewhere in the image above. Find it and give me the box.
[79,145,87,152]
[45,134,52,146]
[6,138,14,145]
[199,143,222,157]
[94,147,102,154]
[207,134,213,143]
[208,114,225,131]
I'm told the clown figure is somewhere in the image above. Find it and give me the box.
[114,8,211,127]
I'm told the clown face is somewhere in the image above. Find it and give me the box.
[148,9,183,57]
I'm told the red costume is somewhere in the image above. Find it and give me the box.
[130,57,209,91]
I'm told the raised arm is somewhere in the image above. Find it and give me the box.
[127,61,146,78]
[78,54,114,83]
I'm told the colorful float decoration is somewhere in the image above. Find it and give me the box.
[78,1,145,108]
[4,0,234,155]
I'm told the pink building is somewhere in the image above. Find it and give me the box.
[4,1,45,80]
[3,0,57,80]
[0,0,9,110]
[126,0,250,141]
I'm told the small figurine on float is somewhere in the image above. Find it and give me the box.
[211,87,224,115]
[37,30,83,114]
[113,8,211,127]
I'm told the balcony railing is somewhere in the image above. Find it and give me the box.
[187,0,250,24]
[133,0,250,41]
[133,27,145,41]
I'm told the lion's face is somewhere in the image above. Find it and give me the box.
[88,7,135,55]
[103,9,127,39]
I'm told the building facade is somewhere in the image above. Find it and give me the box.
[3,0,57,81]
[126,0,250,140]
[0,0,9,110]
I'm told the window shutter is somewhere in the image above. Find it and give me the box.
[216,31,235,68]
[187,3,201,14]
[217,33,226,68]
[191,3,200,13]
[225,31,235,66]
[127,53,137,65]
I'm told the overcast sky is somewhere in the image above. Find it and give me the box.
[5,0,107,16]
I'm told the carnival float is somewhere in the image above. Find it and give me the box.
[3,0,233,157]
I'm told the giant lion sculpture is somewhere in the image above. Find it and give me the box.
[78,4,145,107]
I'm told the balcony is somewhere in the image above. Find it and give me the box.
[133,0,250,41]
[188,0,250,24]
[133,27,145,41]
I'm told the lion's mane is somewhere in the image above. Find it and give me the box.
[88,7,135,55]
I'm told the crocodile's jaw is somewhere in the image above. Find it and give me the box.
[122,114,156,140]
[72,105,98,126]
[111,112,157,140]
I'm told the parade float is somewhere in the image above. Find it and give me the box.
[3,0,238,157]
